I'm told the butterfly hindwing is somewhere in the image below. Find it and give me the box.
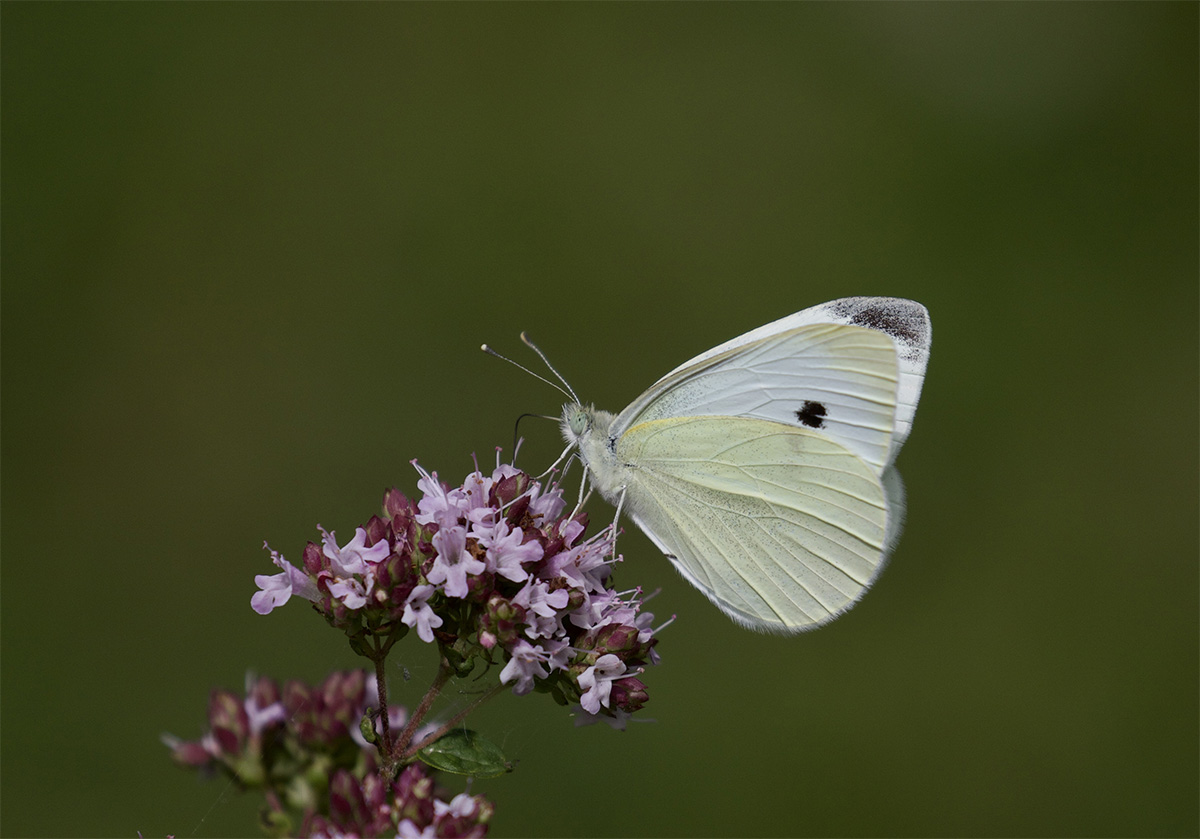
[615,415,890,632]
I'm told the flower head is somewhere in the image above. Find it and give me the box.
[165,669,492,838]
[251,452,665,726]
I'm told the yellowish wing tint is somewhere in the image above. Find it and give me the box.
[616,416,890,632]
[614,323,902,475]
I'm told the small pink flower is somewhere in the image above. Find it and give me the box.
[498,640,552,695]
[412,462,468,529]
[401,584,443,643]
[578,654,626,714]
[478,520,542,583]
[251,544,319,615]
[434,792,480,820]
[243,672,286,734]
[397,820,437,839]
[528,484,566,524]
[320,526,390,576]
[512,578,569,639]
[427,526,486,599]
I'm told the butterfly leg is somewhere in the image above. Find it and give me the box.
[609,484,627,559]
[576,467,589,510]
[567,466,595,522]
[536,440,577,482]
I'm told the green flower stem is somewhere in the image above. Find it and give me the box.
[370,637,393,756]
[388,656,455,772]
[397,681,507,763]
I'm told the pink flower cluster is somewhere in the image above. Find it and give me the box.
[252,456,663,724]
[163,671,490,838]
[310,765,492,839]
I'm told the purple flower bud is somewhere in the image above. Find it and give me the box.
[281,680,318,742]
[609,676,649,713]
[329,669,366,706]
[503,494,531,529]
[593,623,639,656]
[492,471,529,506]
[364,514,390,548]
[207,689,249,756]
[384,487,415,520]
[464,570,495,602]
[635,634,660,662]
[328,768,368,828]
[479,594,526,649]
[359,773,389,810]
[281,679,311,715]
[377,551,417,616]
[161,734,214,768]
[539,532,564,561]
[248,675,281,712]
[316,670,366,741]
[310,770,398,837]
[302,541,325,575]
[415,529,437,566]
[298,813,337,838]
[394,763,436,826]
[565,587,586,611]
[436,814,481,837]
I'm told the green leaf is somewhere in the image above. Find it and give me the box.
[417,729,512,779]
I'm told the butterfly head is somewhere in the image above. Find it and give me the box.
[561,403,593,444]
[560,403,618,448]
[560,403,623,497]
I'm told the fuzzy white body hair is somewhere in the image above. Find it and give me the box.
[560,404,626,505]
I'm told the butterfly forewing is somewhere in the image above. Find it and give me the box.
[613,323,900,475]
[638,297,931,466]
[615,415,890,633]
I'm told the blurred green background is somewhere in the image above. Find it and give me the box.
[2,4,1196,837]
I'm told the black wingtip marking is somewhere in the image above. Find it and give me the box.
[850,304,922,345]
[795,400,827,428]
[831,297,927,348]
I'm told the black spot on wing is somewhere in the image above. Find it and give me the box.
[794,400,827,428]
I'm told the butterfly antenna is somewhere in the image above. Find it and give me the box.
[520,332,580,403]
[481,343,575,401]
[510,413,557,461]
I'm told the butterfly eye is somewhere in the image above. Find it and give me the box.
[569,410,589,436]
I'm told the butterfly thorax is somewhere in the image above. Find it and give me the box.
[560,403,626,503]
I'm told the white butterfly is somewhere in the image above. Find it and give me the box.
[558,297,931,634]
